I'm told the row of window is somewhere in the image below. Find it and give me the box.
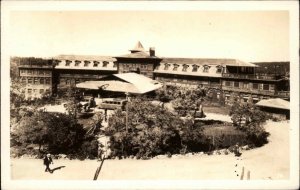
[122,63,151,70]
[224,81,274,91]
[162,64,223,73]
[20,69,51,76]
[27,88,50,94]
[64,60,117,68]
[22,77,51,85]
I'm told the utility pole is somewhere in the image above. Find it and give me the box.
[125,92,129,133]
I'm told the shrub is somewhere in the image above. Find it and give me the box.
[11,110,99,159]
[106,99,195,159]
[230,101,269,147]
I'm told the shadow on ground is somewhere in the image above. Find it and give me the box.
[50,166,66,173]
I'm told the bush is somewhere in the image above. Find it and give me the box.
[230,101,269,147]
[11,110,99,159]
[106,99,198,159]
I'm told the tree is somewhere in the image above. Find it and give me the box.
[229,101,269,147]
[11,110,95,157]
[105,98,203,159]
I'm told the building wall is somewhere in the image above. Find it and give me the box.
[117,58,159,79]
[19,68,52,99]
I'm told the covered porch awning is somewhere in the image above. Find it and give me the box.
[76,80,162,94]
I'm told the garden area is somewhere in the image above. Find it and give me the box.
[10,80,270,161]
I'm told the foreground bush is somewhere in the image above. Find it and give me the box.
[11,109,99,159]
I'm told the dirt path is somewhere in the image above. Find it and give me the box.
[11,120,289,180]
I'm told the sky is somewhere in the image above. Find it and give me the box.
[9,11,289,62]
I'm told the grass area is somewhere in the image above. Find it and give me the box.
[203,105,230,115]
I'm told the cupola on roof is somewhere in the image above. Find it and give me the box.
[130,41,145,53]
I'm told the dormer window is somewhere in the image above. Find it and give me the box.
[164,63,170,70]
[203,65,210,73]
[103,61,109,67]
[173,64,179,71]
[84,61,90,67]
[192,65,199,72]
[93,61,99,67]
[216,65,223,73]
[75,60,81,66]
[182,64,189,72]
[65,60,72,66]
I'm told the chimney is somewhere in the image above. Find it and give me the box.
[149,47,155,57]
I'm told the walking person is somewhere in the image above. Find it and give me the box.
[43,153,54,173]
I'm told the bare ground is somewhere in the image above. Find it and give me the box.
[11,120,289,180]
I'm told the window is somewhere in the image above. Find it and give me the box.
[203,65,210,73]
[45,71,51,76]
[192,65,199,72]
[225,81,231,86]
[164,63,170,70]
[45,78,50,84]
[27,70,32,75]
[20,69,26,74]
[234,82,239,88]
[40,78,44,84]
[34,78,39,84]
[65,60,72,66]
[45,89,50,93]
[28,78,33,84]
[93,61,99,67]
[103,61,109,67]
[253,83,259,89]
[263,84,269,91]
[27,89,32,94]
[40,89,44,94]
[33,89,37,93]
[39,70,45,75]
[216,66,223,73]
[21,78,27,83]
[84,61,90,67]
[75,60,81,66]
[173,64,179,71]
[182,64,189,72]
[113,61,117,68]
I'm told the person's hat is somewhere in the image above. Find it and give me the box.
[47,153,51,156]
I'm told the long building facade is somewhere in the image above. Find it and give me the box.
[16,42,290,102]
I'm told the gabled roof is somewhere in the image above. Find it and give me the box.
[160,57,257,67]
[256,98,290,110]
[76,72,162,94]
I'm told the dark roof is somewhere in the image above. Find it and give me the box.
[115,51,161,59]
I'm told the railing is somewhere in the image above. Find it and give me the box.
[222,73,277,80]
[18,64,53,68]
[60,74,108,79]
[276,91,290,98]
[221,86,275,96]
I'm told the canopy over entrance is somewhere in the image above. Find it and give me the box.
[256,98,290,110]
[76,72,162,94]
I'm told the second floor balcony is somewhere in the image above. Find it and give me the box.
[222,73,277,80]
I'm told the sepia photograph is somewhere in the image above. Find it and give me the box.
[1,1,299,190]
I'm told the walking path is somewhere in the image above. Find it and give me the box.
[10,119,289,180]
